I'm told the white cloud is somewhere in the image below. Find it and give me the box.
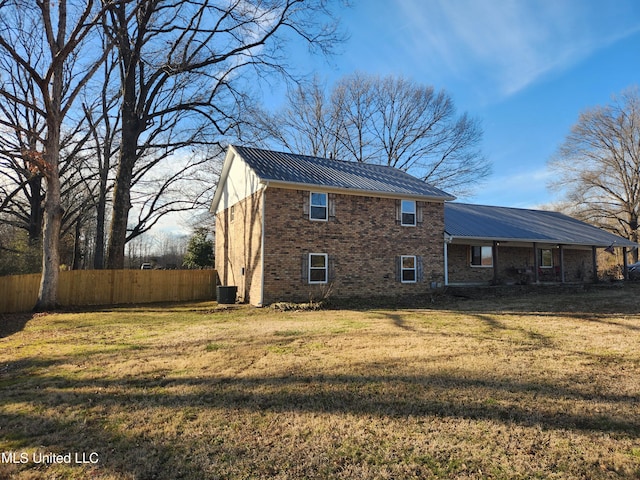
[396,0,640,99]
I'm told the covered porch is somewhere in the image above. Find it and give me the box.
[443,203,638,286]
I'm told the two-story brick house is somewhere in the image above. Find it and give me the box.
[210,145,455,305]
[211,145,637,305]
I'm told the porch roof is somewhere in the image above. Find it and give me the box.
[444,203,637,248]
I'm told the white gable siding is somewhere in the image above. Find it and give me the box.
[214,150,263,214]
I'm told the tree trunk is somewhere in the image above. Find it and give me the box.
[34,125,62,311]
[27,175,43,243]
[106,115,138,269]
[106,158,133,269]
[72,217,83,270]
[631,214,639,263]
[106,6,140,270]
[93,163,109,269]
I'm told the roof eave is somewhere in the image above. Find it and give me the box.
[445,233,638,249]
[263,179,456,202]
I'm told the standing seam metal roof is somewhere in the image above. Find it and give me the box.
[445,203,637,247]
[232,145,455,200]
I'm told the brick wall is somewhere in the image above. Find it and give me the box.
[215,189,264,303]
[261,187,446,305]
[447,243,594,285]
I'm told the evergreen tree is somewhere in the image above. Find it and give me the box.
[182,228,213,269]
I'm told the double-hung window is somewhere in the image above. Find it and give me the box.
[401,200,416,226]
[471,246,493,267]
[309,253,328,284]
[400,255,417,283]
[310,192,328,221]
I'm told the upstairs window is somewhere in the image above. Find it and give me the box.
[310,192,328,221]
[471,246,493,267]
[401,200,416,226]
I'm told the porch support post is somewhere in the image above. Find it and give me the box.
[592,246,598,283]
[559,245,565,283]
[623,246,628,280]
[444,239,449,286]
[492,241,499,285]
[533,242,539,284]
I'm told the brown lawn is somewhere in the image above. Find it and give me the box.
[1,284,639,479]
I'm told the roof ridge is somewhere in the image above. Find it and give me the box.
[449,202,563,216]
[233,144,406,172]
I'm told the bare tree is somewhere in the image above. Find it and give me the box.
[0,22,47,243]
[102,0,344,269]
[548,87,640,260]
[81,44,122,269]
[252,72,490,196]
[252,77,345,158]
[0,0,112,310]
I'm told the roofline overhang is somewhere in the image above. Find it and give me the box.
[444,233,638,249]
[209,146,238,214]
[261,179,456,202]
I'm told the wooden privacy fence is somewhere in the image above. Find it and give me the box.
[0,269,218,314]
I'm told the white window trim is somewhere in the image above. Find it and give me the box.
[400,255,417,283]
[539,249,553,268]
[308,253,328,284]
[470,245,493,268]
[309,192,328,221]
[401,200,416,227]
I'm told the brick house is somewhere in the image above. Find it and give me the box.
[210,145,455,305]
[211,146,636,305]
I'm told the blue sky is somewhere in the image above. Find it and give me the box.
[276,0,640,208]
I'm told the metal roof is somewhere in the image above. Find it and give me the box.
[232,145,455,200]
[445,202,637,248]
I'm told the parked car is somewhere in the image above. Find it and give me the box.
[140,263,152,270]
[627,261,640,280]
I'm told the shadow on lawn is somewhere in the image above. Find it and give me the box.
[0,313,35,338]
[1,354,639,479]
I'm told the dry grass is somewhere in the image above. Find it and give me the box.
[1,285,640,479]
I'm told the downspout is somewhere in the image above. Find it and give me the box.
[259,185,267,307]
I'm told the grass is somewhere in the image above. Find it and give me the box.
[1,284,639,479]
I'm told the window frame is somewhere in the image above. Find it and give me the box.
[309,192,328,221]
[400,200,417,226]
[400,255,417,283]
[308,253,328,284]
[470,245,493,268]
[539,248,553,268]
